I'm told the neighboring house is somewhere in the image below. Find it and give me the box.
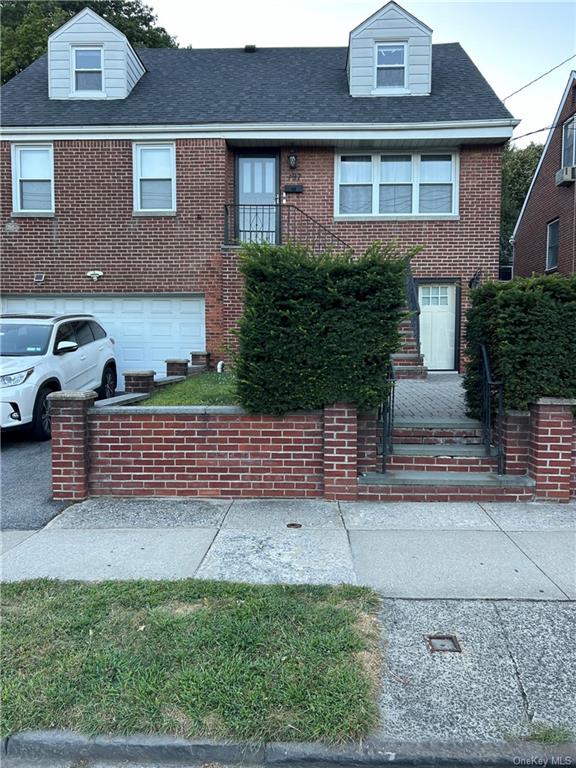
[513,71,576,277]
[0,3,517,380]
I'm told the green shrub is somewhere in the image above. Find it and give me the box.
[464,274,576,416]
[236,241,414,414]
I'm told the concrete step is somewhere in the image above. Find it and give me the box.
[395,417,482,429]
[360,470,534,487]
[391,443,492,457]
[391,353,424,363]
[357,469,535,501]
[387,453,498,472]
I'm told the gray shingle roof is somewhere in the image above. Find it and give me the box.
[0,44,513,127]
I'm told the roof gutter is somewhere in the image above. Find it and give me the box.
[0,118,519,143]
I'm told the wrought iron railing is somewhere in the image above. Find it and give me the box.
[480,343,505,475]
[378,363,396,472]
[404,262,420,349]
[223,204,351,254]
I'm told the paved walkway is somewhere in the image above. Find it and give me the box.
[394,372,467,420]
[2,498,574,599]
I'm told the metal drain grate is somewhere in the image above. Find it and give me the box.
[425,634,462,653]
[286,522,302,529]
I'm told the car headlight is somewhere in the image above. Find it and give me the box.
[0,368,34,387]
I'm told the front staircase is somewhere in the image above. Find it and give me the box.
[392,317,427,379]
[362,396,535,502]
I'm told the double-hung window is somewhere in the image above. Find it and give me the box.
[72,47,103,93]
[375,43,406,89]
[546,219,559,271]
[12,145,54,214]
[133,143,176,213]
[337,152,457,217]
[562,116,575,168]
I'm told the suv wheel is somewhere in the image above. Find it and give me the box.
[99,365,116,399]
[31,387,53,440]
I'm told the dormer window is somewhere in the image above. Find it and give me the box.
[72,47,103,93]
[375,43,406,89]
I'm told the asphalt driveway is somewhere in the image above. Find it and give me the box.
[1,430,66,530]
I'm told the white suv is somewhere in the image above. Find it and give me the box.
[0,314,117,439]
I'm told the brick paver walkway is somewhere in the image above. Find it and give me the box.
[394,373,467,420]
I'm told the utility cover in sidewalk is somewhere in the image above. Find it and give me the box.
[425,634,462,653]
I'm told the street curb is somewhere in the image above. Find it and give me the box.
[5,731,576,766]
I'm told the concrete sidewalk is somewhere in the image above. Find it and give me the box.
[1,498,574,599]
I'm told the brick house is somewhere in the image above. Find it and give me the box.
[513,71,576,277]
[0,3,517,383]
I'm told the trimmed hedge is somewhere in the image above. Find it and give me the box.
[464,274,576,416]
[236,242,414,414]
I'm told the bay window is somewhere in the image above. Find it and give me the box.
[336,152,458,217]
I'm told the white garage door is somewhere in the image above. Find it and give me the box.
[1,294,205,389]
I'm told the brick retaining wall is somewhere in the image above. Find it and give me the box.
[48,394,576,502]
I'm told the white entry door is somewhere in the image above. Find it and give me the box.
[418,284,456,370]
[1,294,206,389]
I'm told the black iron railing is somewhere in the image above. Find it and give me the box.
[404,262,420,349]
[378,363,396,472]
[223,204,351,254]
[480,343,505,475]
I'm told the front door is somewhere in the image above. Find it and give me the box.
[418,284,457,370]
[237,155,278,243]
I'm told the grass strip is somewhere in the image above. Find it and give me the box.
[1,579,382,743]
[145,372,237,406]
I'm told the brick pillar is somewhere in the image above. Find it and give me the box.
[502,411,530,475]
[165,359,189,377]
[124,370,156,394]
[323,402,358,501]
[191,351,210,368]
[357,410,379,474]
[529,399,576,501]
[48,390,97,501]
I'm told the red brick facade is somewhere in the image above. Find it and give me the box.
[1,140,502,370]
[514,79,576,277]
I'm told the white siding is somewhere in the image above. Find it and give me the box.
[348,3,432,97]
[48,8,143,100]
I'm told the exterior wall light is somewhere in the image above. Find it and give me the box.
[288,152,298,169]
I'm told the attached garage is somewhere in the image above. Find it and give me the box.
[0,294,206,388]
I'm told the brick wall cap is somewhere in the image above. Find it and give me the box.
[123,370,156,377]
[92,393,150,408]
[536,398,576,406]
[90,405,247,415]
[47,390,98,401]
[165,359,190,364]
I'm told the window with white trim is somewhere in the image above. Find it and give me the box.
[72,47,103,93]
[562,116,575,168]
[12,145,54,213]
[546,219,559,270]
[133,143,176,212]
[336,152,458,217]
[375,43,406,89]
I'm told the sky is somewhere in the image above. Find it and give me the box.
[147,0,576,148]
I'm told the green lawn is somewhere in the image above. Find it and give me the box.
[145,372,238,406]
[1,580,382,743]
